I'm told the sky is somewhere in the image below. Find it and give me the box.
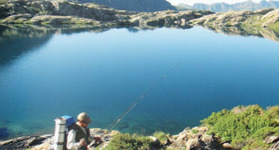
[166,0,274,5]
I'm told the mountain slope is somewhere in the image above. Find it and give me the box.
[176,0,279,12]
[75,0,176,12]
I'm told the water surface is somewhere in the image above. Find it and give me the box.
[0,26,279,138]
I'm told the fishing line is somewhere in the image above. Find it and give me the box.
[108,60,182,132]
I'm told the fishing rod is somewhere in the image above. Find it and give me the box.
[107,60,182,132]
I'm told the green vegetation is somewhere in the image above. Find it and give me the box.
[153,131,170,144]
[105,133,153,150]
[201,105,279,149]
[105,105,279,149]
[105,131,174,150]
[0,0,6,4]
[191,129,198,134]
[269,21,279,35]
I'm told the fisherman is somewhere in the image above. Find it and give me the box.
[67,112,101,150]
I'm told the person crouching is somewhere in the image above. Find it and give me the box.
[67,112,100,150]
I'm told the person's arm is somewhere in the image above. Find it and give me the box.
[67,130,82,150]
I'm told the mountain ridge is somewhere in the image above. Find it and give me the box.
[68,0,176,12]
[176,0,279,12]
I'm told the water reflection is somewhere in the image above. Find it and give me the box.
[200,25,279,43]
[0,24,193,67]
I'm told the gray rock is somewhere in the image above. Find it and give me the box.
[186,138,201,150]
[201,134,214,145]
[222,142,232,149]
[265,136,279,144]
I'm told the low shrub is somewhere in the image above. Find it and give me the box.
[153,131,170,144]
[201,105,279,149]
[105,133,153,150]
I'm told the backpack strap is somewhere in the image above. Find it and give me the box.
[68,123,78,132]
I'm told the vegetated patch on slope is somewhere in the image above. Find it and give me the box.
[201,105,279,149]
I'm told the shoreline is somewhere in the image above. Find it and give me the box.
[1,105,279,149]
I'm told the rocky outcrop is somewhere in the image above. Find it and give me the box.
[0,129,118,150]
[0,134,52,149]
[169,127,221,150]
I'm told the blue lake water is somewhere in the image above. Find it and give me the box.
[0,26,279,139]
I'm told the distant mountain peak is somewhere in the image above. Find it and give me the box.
[176,0,279,12]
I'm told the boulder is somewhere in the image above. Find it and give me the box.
[201,134,214,145]
[222,142,233,149]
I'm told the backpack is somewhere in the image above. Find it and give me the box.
[62,115,75,150]
[53,115,75,150]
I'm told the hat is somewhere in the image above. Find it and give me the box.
[77,112,91,124]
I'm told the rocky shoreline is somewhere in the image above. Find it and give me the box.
[0,0,212,28]
[1,126,278,150]
[0,127,228,150]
